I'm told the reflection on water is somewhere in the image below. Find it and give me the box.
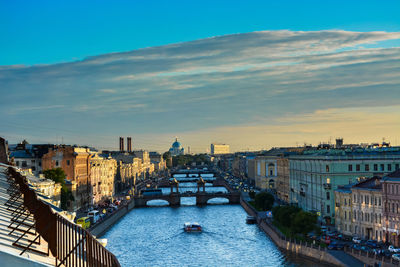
[103,204,325,267]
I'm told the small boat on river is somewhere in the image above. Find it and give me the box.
[184,222,202,232]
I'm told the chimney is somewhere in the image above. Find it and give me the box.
[119,137,124,152]
[127,137,132,152]
[336,138,343,149]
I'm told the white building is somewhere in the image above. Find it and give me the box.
[211,143,230,155]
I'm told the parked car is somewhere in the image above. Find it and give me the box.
[388,245,400,253]
[392,254,400,261]
[87,210,100,224]
[307,232,318,240]
[366,239,378,248]
[328,241,344,250]
[320,235,331,245]
[76,217,91,229]
[352,237,362,244]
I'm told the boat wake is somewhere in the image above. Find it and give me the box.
[202,230,257,242]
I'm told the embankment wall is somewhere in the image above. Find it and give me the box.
[240,199,346,267]
[90,200,135,237]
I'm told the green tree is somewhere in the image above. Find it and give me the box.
[162,151,172,168]
[60,186,75,211]
[254,192,275,211]
[290,211,318,236]
[43,168,74,211]
[43,168,66,184]
[248,190,256,199]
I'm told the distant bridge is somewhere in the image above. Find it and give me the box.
[170,169,216,178]
[134,191,240,207]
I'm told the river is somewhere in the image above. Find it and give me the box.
[102,201,325,266]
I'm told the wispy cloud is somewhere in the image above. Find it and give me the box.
[1,30,399,151]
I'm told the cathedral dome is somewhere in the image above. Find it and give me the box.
[172,139,181,148]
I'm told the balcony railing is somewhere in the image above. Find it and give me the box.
[7,167,120,267]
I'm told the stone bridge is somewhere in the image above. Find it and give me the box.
[134,191,241,207]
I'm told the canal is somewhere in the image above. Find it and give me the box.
[103,198,326,266]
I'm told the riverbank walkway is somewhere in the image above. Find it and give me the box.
[328,250,364,267]
[0,164,54,266]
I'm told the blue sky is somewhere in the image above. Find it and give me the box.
[1,1,400,152]
[1,0,400,65]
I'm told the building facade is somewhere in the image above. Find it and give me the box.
[382,170,400,246]
[211,143,230,155]
[42,146,93,211]
[276,157,290,203]
[9,143,53,175]
[252,156,278,190]
[290,148,400,224]
[334,184,353,236]
[90,154,117,205]
[351,177,383,241]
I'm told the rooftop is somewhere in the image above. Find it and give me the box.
[0,164,54,266]
[352,176,382,190]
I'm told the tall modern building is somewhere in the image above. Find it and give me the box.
[211,143,230,155]
[169,138,184,156]
[289,147,400,224]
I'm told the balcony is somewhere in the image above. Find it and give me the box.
[323,183,331,190]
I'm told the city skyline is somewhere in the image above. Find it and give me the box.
[1,1,400,153]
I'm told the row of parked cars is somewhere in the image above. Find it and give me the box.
[76,202,121,229]
[308,229,400,261]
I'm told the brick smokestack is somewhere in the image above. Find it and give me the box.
[127,137,132,152]
[119,137,124,152]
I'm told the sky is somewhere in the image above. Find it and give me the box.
[1,1,400,152]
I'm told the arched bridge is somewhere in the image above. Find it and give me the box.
[134,191,241,207]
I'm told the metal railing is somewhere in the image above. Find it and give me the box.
[8,167,120,267]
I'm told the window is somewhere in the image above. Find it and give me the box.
[22,161,27,167]
[345,211,347,220]
[354,195,356,202]
[379,197,381,206]
[345,198,347,206]
[396,164,400,170]
[356,164,360,171]
[374,164,378,171]
[348,164,353,171]
[354,211,356,220]
[56,160,59,167]
[326,192,330,200]
[38,161,41,166]
[380,164,384,171]
[31,166,36,171]
[327,178,331,184]
[16,161,19,166]
[388,164,392,171]
[327,205,330,214]
[31,160,35,163]
[326,165,330,172]
[67,160,70,166]
[365,164,369,171]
